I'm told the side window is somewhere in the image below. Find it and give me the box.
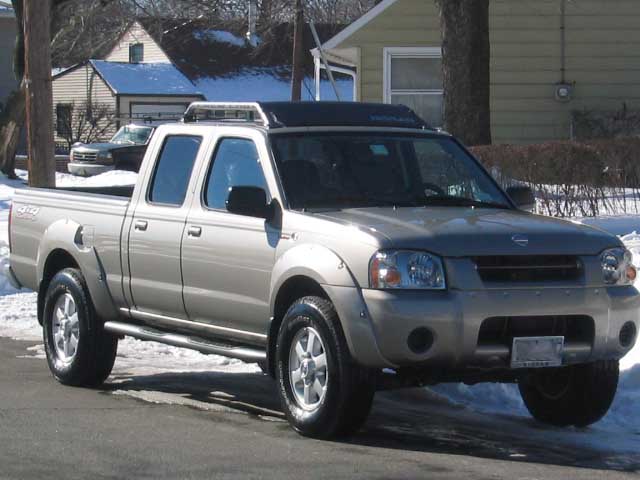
[204,138,267,210]
[148,135,202,206]
[129,43,144,63]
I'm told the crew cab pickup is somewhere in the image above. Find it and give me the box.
[6,102,639,438]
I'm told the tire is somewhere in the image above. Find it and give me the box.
[43,268,118,387]
[518,360,619,427]
[275,296,375,439]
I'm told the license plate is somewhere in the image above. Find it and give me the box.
[511,336,564,368]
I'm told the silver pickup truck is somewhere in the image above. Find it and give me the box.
[6,102,639,438]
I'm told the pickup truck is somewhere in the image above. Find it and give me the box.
[68,124,155,176]
[6,102,639,439]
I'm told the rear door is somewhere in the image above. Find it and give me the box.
[127,133,204,318]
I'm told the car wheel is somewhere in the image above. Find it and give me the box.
[276,296,375,439]
[518,360,619,427]
[43,268,118,387]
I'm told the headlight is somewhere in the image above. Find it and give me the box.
[601,247,637,285]
[369,250,446,290]
[69,150,74,161]
[98,151,113,160]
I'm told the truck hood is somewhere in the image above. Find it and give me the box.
[316,207,621,256]
[73,143,138,152]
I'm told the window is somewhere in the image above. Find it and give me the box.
[129,43,144,63]
[271,132,509,210]
[204,138,267,210]
[56,104,72,136]
[384,47,443,127]
[148,136,202,206]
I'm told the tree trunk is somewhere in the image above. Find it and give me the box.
[23,0,56,187]
[0,87,25,179]
[436,0,492,146]
[290,0,304,101]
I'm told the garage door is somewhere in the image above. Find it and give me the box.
[130,103,189,124]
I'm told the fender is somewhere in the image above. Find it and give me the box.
[36,219,119,322]
[269,243,358,309]
[269,243,391,368]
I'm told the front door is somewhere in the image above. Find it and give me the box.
[181,136,279,341]
[128,134,203,318]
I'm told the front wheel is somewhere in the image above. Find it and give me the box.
[43,268,118,387]
[518,360,619,427]
[275,296,376,439]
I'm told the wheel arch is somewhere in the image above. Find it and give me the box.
[36,220,120,325]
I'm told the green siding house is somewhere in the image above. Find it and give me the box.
[312,0,640,144]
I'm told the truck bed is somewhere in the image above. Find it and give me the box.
[10,187,131,302]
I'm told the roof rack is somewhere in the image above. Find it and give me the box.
[183,102,269,126]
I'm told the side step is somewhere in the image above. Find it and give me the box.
[104,321,266,363]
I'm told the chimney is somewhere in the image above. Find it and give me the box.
[246,0,258,46]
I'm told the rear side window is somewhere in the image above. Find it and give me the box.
[204,138,267,210]
[148,135,202,206]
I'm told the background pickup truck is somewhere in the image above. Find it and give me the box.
[6,102,639,439]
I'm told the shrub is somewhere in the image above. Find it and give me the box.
[469,137,640,217]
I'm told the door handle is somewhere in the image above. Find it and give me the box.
[134,220,148,232]
[187,226,202,238]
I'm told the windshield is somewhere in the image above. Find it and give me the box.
[111,125,153,145]
[270,133,511,210]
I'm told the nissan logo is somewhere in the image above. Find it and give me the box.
[512,234,529,247]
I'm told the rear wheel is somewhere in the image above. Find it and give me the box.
[43,268,118,387]
[275,296,375,439]
[518,360,619,427]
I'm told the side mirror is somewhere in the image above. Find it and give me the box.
[506,185,535,212]
[226,186,274,220]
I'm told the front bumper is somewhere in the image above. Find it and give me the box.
[67,162,114,177]
[2,262,22,290]
[327,284,640,369]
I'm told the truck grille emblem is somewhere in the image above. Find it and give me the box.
[512,234,529,247]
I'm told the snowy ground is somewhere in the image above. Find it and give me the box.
[0,170,638,455]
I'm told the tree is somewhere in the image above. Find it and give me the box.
[56,102,117,150]
[435,0,492,146]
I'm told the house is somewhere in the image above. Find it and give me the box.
[52,19,353,143]
[312,0,640,144]
[0,1,17,111]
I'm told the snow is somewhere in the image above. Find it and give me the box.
[89,60,202,96]
[194,29,246,47]
[195,68,353,103]
[0,168,638,452]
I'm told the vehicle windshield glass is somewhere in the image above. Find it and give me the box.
[111,126,153,145]
[270,132,511,210]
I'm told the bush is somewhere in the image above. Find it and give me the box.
[469,137,640,217]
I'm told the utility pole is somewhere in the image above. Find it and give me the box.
[290,0,304,101]
[23,0,56,187]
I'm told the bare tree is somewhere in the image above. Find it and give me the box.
[435,0,492,146]
[56,102,118,150]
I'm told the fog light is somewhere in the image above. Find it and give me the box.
[620,322,637,348]
[407,328,434,354]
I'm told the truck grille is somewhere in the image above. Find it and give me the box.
[74,151,98,162]
[473,255,582,283]
[478,315,594,347]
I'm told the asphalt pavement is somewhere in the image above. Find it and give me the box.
[0,337,637,480]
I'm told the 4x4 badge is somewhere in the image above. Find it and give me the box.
[512,234,529,247]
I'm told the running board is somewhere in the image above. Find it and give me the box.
[103,321,266,363]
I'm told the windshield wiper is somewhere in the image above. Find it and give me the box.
[422,195,510,209]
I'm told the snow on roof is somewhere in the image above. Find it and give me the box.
[193,29,246,47]
[89,60,202,97]
[194,68,353,103]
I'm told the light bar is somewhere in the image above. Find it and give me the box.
[183,102,269,126]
